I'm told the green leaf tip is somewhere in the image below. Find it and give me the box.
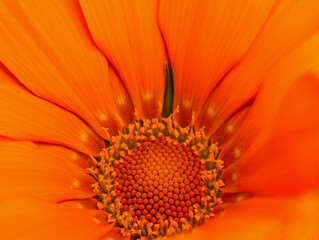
[162,62,174,118]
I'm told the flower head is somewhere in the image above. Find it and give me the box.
[0,0,319,239]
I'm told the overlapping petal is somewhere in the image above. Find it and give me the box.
[159,0,275,126]
[236,75,319,196]
[0,141,94,201]
[174,194,319,240]
[37,143,92,170]
[0,0,318,239]
[223,31,319,165]
[197,0,319,134]
[0,198,110,240]
[0,67,103,155]
[80,0,166,119]
[0,0,132,137]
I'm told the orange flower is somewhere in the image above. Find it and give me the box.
[1,0,319,239]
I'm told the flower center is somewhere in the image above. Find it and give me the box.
[114,138,205,224]
[89,114,224,239]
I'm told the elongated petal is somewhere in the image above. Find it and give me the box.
[80,0,166,119]
[60,198,99,211]
[212,107,250,150]
[0,198,111,240]
[237,75,319,195]
[106,66,135,135]
[0,141,94,201]
[223,31,319,164]
[0,0,131,136]
[159,0,275,126]
[198,0,319,133]
[175,194,319,240]
[0,68,103,155]
[37,143,92,170]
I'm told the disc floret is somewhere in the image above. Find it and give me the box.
[89,112,224,239]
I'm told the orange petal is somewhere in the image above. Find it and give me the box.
[176,194,319,240]
[223,31,319,165]
[197,0,319,133]
[60,198,99,211]
[100,228,127,240]
[212,107,250,149]
[0,0,131,136]
[0,141,94,202]
[159,0,275,126]
[106,66,135,135]
[37,143,92,170]
[0,198,111,239]
[0,67,103,155]
[220,162,239,194]
[237,75,319,196]
[79,0,166,119]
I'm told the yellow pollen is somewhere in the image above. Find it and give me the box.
[234,147,241,158]
[226,124,234,133]
[207,107,216,117]
[80,132,88,142]
[71,152,78,161]
[76,203,84,209]
[72,179,80,188]
[115,114,125,129]
[236,194,245,202]
[117,97,125,106]
[143,92,153,101]
[92,217,101,224]
[89,114,224,239]
[219,209,227,218]
[232,172,238,181]
[99,113,108,122]
[183,98,191,108]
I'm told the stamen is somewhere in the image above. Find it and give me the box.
[89,113,224,239]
